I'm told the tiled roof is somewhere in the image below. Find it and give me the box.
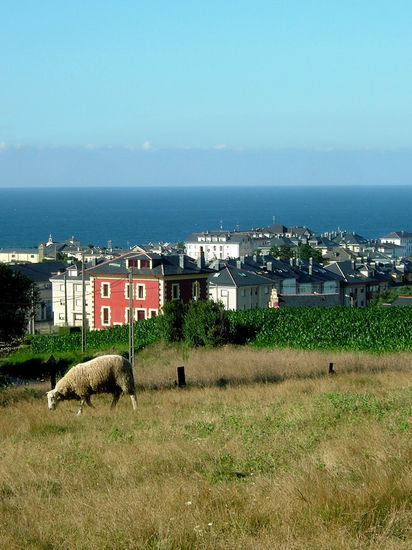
[209,262,273,288]
[86,252,212,277]
[9,261,66,282]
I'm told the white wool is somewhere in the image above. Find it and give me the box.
[46,355,137,415]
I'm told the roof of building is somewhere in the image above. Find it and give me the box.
[209,261,273,287]
[0,248,40,254]
[185,231,252,244]
[332,232,369,246]
[381,231,412,239]
[86,251,213,277]
[390,296,412,306]
[324,260,390,284]
[9,261,66,282]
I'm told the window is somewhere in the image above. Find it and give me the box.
[149,309,157,318]
[59,313,65,320]
[171,283,180,300]
[128,259,138,268]
[75,298,82,307]
[125,283,131,299]
[136,309,146,321]
[59,284,64,291]
[60,298,65,306]
[221,289,228,297]
[125,307,133,323]
[140,259,150,269]
[101,282,110,298]
[101,306,111,326]
[192,281,200,300]
[75,284,82,292]
[137,284,145,299]
[240,289,245,297]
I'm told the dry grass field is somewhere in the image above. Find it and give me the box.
[0,344,411,549]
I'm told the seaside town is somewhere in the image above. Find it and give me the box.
[1,224,411,334]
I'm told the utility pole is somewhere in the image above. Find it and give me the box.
[64,274,68,326]
[129,267,134,367]
[81,252,86,352]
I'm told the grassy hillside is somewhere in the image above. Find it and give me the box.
[0,345,411,549]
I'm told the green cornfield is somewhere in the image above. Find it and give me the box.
[29,306,412,355]
[228,306,412,352]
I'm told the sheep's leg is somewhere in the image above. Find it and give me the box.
[77,399,85,416]
[130,394,137,410]
[111,392,121,409]
[85,396,95,408]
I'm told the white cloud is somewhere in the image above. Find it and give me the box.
[0,141,7,151]
[142,140,153,151]
[213,144,227,150]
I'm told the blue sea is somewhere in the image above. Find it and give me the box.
[0,185,411,249]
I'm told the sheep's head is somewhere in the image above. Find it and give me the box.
[46,389,62,410]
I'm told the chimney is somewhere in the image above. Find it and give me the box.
[179,254,185,269]
[309,264,313,276]
[290,257,294,267]
[266,261,273,272]
[197,247,205,269]
[236,259,242,269]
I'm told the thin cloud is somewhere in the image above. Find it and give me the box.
[213,143,227,150]
[142,141,153,151]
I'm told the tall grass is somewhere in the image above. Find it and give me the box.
[0,346,410,549]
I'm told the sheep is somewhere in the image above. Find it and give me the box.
[46,355,137,415]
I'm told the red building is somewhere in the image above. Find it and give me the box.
[87,251,211,329]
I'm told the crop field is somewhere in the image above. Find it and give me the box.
[0,345,411,549]
[28,306,412,356]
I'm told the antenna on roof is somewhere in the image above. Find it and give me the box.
[272,215,276,225]
[219,219,223,230]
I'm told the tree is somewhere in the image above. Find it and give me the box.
[0,263,38,343]
[297,244,323,263]
[183,300,229,347]
[270,245,293,260]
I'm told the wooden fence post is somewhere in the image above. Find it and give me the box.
[329,362,335,374]
[47,354,57,389]
[177,366,186,387]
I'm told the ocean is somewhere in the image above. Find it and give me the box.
[0,185,411,249]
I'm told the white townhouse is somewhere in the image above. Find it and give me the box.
[380,231,412,257]
[208,261,274,311]
[185,231,255,262]
[50,264,92,327]
[0,248,43,264]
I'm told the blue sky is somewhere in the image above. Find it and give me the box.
[1,1,412,185]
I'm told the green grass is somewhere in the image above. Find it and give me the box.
[0,346,410,549]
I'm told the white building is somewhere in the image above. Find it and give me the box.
[0,248,43,264]
[380,231,412,257]
[185,231,255,262]
[50,264,92,327]
[208,261,274,310]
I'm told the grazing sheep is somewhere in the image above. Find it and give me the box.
[46,355,137,415]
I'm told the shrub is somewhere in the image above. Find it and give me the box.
[183,300,229,347]
[159,300,189,342]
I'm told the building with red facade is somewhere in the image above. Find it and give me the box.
[87,251,211,329]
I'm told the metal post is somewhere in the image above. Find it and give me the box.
[129,268,134,366]
[81,252,86,352]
